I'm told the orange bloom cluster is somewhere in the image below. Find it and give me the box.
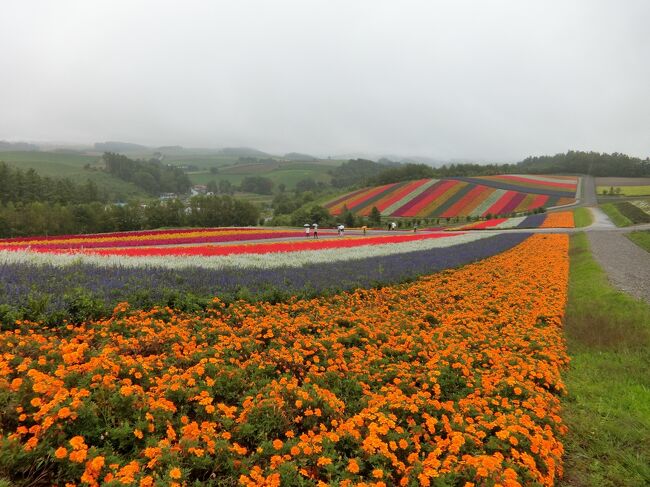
[0,234,569,486]
[539,212,575,228]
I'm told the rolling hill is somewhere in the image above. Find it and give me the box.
[0,151,148,200]
[325,174,578,218]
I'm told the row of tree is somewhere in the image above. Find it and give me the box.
[0,195,260,238]
[0,162,104,205]
[103,152,192,195]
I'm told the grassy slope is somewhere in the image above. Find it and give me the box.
[188,162,336,189]
[573,207,593,228]
[0,151,147,200]
[561,233,650,486]
[599,203,632,227]
[627,231,650,253]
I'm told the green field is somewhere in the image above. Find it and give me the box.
[573,207,593,228]
[600,203,633,227]
[561,233,650,486]
[627,231,650,253]
[187,161,336,189]
[0,151,147,200]
[597,185,650,196]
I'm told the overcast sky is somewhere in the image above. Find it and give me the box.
[1,1,649,161]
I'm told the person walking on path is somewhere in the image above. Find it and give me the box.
[305,224,310,237]
[362,225,367,236]
[337,224,345,237]
[312,223,318,239]
[413,223,418,233]
[391,221,397,231]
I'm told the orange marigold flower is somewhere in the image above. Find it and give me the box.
[69,449,88,463]
[69,435,86,450]
[170,468,182,479]
[55,447,68,459]
[272,439,283,450]
[57,407,71,419]
[134,429,143,439]
[347,459,360,474]
[317,456,332,466]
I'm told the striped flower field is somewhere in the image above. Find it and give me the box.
[325,175,578,218]
[452,211,575,230]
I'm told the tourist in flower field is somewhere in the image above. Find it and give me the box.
[312,223,318,239]
[362,225,367,235]
[391,221,397,230]
[337,224,345,236]
[413,223,418,233]
[304,224,310,237]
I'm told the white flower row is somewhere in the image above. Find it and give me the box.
[493,216,527,229]
[0,233,494,271]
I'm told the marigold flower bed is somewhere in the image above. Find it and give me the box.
[0,234,569,486]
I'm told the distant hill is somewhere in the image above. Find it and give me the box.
[219,147,271,157]
[94,141,149,152]
[283,152,319,161]
[0,140,40,151]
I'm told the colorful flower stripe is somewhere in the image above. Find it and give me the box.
[1,232,491,270]
[539,211,575,228]
[488,174,578,190]
[451,218,508,230]
[0,227,267,245]
[517,214,547,228]
[350,180,419,216]
[379,179,438,215]
[439,184,486,218]
[0,234,567,486]
[453,177,576,198]
[35,233,459,257]
[326,176,576,219]
[0,231,305,250]
[454,211,575,230]
[370,180,423,214]
[468,188,506,217]
[396,179,458,217]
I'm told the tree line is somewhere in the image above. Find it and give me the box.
[103,152,192,195]
[0,162,104,205]
[0,195,260,238]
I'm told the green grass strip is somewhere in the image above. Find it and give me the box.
[599,203,632,227]
[626,231,650,253]
[560,233,650,486]
[573,207,593,228]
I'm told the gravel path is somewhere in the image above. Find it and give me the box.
[587,230,650,303]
